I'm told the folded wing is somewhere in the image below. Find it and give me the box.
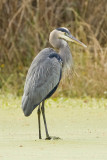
[22,48,62,116]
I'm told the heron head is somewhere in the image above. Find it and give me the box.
[56,27,87,48]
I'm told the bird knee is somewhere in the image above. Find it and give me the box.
[37,108,41,114]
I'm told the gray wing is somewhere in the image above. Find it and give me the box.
[22,48,62,116]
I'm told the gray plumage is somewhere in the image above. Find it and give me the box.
[21,27,87,140]
[22,48,62,116]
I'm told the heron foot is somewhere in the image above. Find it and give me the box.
[45,136,61,140]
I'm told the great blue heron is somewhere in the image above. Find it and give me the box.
[21,27,87,140]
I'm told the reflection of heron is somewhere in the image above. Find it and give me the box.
[21,27,87,140]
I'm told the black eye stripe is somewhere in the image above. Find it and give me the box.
[56,28,69,34]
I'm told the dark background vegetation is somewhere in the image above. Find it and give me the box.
[0,0,107,97]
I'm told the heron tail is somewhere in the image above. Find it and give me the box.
[21,94,33,117]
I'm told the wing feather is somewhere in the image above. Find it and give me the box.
[22,48,62,116]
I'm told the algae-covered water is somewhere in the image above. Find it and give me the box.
[0,95,107,160]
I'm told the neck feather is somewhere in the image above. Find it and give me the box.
[59,44,73,71]
[49,30,73,70]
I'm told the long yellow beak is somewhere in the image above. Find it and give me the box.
[68,34,87,48]
[59,32,87,48]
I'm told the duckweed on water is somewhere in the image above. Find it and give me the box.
[0,93,106,109]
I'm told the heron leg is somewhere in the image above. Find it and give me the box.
[37,104,42,139]
[41,101,50,139]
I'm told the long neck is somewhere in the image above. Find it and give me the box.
[59,43,73,70]
[49,30,73,70]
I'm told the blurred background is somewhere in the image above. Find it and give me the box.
[0,0,107,98]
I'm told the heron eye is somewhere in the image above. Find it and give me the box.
[65,32,68,36]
